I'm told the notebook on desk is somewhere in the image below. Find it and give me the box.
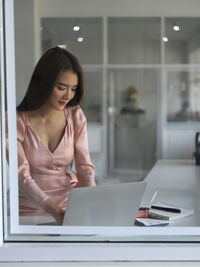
[63,182,146,226]
[148,201,194,220]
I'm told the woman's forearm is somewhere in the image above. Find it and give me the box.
[41,198,65,224]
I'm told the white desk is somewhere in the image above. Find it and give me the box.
[142,159,200,227]
[19,159,200,227]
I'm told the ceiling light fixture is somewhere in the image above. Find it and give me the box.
[173,25,180,31]
[73,25,80,31]
[77,36,84,42]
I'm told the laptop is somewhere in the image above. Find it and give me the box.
[63,182,146,226]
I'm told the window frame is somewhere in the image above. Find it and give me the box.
[2,0,200,262]
[3,0,200,237]
[0,0,6,246]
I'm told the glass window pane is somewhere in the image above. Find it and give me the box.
[167,71,200,123]
[42,18,103,65]
[81,70,102,123]
[7,0,200,242]
[165,18,200,64]
[108,17,161,64]
[108,69,158,173]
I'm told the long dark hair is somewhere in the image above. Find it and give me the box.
[17,47,83,111]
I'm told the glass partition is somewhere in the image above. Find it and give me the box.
[165,18,200,64]
[42,17,103,65]
[167,70,200,123]
[108,69,158,176]
[82,69,103,123]
[108,17,161,64]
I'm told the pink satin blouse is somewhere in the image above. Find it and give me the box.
[17,106,95,216]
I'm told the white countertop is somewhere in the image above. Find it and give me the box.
[142,159,200,226]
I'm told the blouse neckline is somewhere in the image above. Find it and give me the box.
[23,108,71,155]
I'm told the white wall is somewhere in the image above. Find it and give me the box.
[35,0,200,17]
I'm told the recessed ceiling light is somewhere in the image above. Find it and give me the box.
[77,36,84,42]
[173,25,180,31]
[163,37,168,42]
[73,25,80,31]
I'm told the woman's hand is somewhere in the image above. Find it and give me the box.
[54,207,65,225]
[42,198,65,224]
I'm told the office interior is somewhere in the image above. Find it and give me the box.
[2,0,200,240]
[14,0,200,185]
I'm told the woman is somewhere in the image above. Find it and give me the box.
[16,47,96,224]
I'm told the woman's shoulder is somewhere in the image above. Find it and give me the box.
[5,110,26,133]
[16,110,26,121]
[16,110,29,130]
[68,105,85,118]
[67,105,86,125]
[15,110,28,139]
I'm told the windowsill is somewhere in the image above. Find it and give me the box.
[1,242,200,261]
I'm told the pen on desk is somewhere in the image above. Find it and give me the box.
[150,205,181,213]
[150,191,158,206]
